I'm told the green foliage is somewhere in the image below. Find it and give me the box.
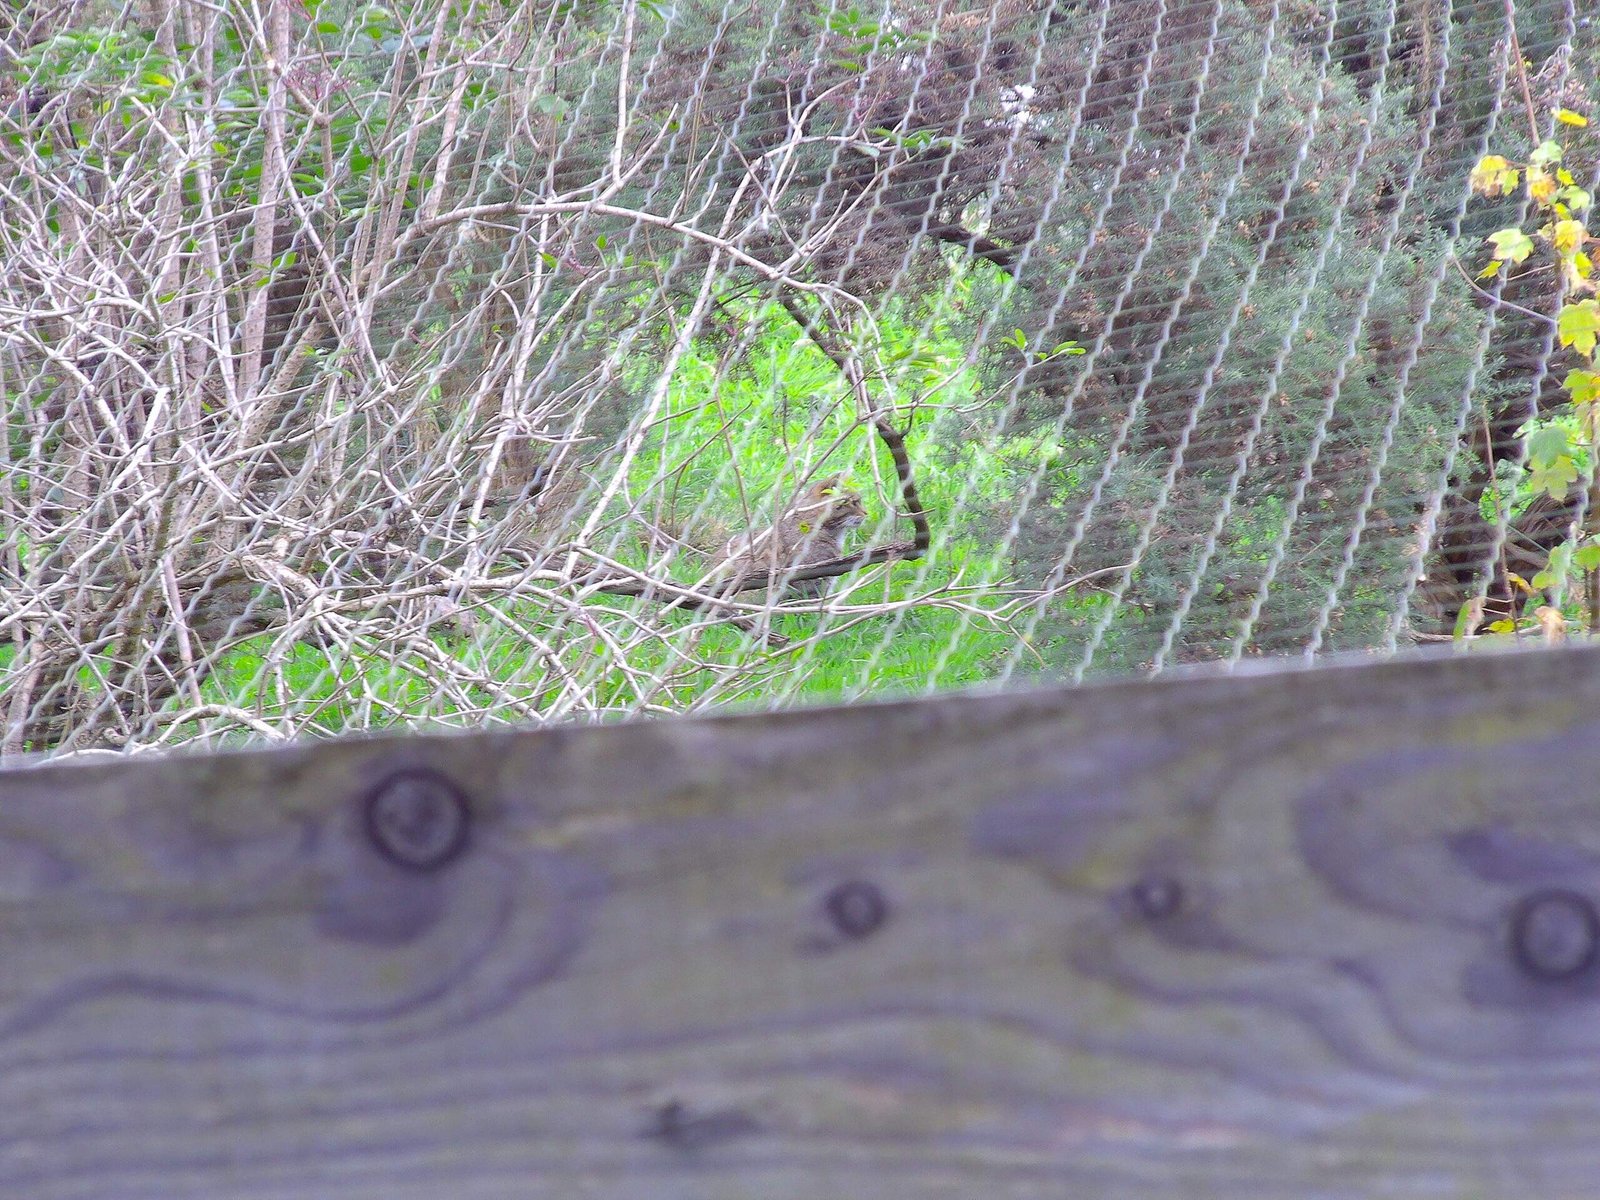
[16,26,175,101]
[1467,91,1598,633]
[1562,299,1600,358]
[1007,17,1486,661]
[823,6,930,73]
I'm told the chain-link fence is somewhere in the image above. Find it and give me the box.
[2,0,1595,755]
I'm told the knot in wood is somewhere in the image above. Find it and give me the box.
[1510,889,1600,982]
[363,769,471,871]
[823,880,888,940]
[1129,874,1184,920]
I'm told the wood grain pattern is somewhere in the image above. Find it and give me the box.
[4,645,1600,1198]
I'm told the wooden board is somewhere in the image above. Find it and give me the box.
[5,645,1600,1198]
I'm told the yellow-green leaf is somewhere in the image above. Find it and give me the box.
[1477,258,1503,280]
[1531,140,1564,167]
[1453,598,1486,639]
[1540,543,1574,586]
[1532,462,1578,499]
[1563,251,1594,291]
[1470,155,1517,197]
[1555,108,1590,128]
[1559,187,1593,214]
[1568,367,1600,406]
[1527,423,1571,465]
[1528,451,1579,500]
[1551,218,1588,255]
[1487,227,1535,263]
[1558,299,1600,357]
[1528,166,1557,204]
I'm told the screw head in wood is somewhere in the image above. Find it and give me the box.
[823,880,888,940]
[1510,889,1599,981]
[364,769,471,871]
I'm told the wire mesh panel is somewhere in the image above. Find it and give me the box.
[1,0,1595,755]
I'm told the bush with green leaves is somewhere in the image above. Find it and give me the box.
[1467,101,1597,634]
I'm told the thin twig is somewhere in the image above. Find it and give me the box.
[1504,0,1542,147]
[1447,252,1558,325]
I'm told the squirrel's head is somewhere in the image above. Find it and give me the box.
[799,475,866,533]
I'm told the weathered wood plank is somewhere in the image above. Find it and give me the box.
[4,646,1600,1197]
